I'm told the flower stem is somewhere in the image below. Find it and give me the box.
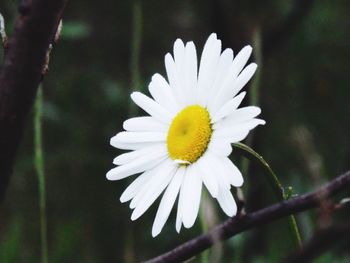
[128,0,143,116]
[34,85,48,263]
[233,142,303,248]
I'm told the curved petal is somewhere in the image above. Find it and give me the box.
[165,53,186,107]
[205,153,231,190]
[211,92,246,123]
[131,159,177,221]
[209,46,253,113]
[128,159,171,209]
[111,131,166,144]
[231,63,257,97]
[213,119,265,143]
[131,92,172,123]
[212,129,250,144]
[197,34,222,105]
[113,144,166,165]
[183,41,198,104]
[207,137,233,157]
[152,167,185,237]
[221,157,244,187]
[106,149,167,180]
[123,116,168,132]
[204,48,234,108]
[217,188,237,216]
[181,164,202,228]
[149,74,180,114]
[120,169,153,203]
[197,156,219,198]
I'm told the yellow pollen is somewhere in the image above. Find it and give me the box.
[167,105,212,164]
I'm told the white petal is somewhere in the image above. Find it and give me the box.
[173,39,186,87]
[228,45,253,79]
[152,167,185,237]
[211,92,246,123]
[221,157,244,187]
[111,131,166,144]
[206,153,242,189]
[197,34,221,105]
[212,129,250,144]
[221,106,261,125]
[197,157,219,198]
[175,167,188,233]
[183,41,198,104]
[181,164,202,228]
[113,144,166,165]
[205,153,231,190]
[131,159,177,221]
[149,74,180,114]
[213,119,266,143]
[173,39,185,67]
[175,196,182,233]
[209,46,253,113]
[207,137,232,157]
[217,188,237,216]
[120,170,152,203]
[123,116,168,132]
[205,48,234,108]
[106,149,167,180]
[110,141,158,151]
[131,92,172,123]
[165,53,186,107]
[232,63,257,97]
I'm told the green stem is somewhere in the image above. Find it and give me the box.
[233,143,302,248]
[34,86,48,263]
[128,0,142,116]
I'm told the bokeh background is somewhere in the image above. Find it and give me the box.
[0,0,350,262]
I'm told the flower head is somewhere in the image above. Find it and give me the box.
[107,33,265,237]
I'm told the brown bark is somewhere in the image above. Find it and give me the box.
[0,0,68,202]
[143,171,350,263]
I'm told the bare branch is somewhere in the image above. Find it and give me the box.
[143,171,350,263]
[0,0,68,202]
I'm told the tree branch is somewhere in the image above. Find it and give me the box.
[143,171,350,263]
[0,0,68,202]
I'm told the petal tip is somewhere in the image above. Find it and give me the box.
[152,227,161,238]
[106,169,115,180]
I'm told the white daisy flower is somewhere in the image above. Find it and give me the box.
[107,33,265,237]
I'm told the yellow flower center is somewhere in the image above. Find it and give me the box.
[167,105,212,164]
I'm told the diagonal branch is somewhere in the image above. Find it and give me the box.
[143,171,350,263]
[0,0,68,202]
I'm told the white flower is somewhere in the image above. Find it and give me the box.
[107,33,265,237]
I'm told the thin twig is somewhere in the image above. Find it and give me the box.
[143,171,350,263]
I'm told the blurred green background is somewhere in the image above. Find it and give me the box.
[0,0,350,262]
